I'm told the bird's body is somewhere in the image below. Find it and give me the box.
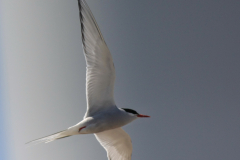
[27,0,149,159]
[69,107,137,135]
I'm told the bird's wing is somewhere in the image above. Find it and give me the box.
[95,128,132,160]
[78,0,116,117]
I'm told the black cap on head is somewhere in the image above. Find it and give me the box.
[121,108,139,115]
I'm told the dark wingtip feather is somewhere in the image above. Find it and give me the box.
[77,0,106,53]
[78,0,86,48]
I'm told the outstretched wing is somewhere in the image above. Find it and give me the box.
[78,0,116,117]
[95,128,132,160]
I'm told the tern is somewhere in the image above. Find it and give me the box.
[27,0,150,159]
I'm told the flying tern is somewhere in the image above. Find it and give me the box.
[27,0,150,159]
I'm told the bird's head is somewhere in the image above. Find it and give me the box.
[121,108,150,118]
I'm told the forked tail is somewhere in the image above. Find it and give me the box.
[26,130,71,146]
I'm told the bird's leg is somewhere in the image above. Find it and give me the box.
[79,126,86,132]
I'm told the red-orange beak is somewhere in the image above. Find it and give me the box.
[137,114,150,118]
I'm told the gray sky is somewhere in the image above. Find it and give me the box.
[1,0,240,160]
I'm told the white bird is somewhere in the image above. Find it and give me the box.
[27,0,150,159]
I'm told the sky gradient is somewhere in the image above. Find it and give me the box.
[1,0,240,160]
[0,2,8,159]
[0,42,8,160]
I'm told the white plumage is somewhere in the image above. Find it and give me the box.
[27,1,150,159]
[95,128,132,160]
[79,0,116,118]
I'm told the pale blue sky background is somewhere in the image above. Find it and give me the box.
[1,0,240,160]
[0,6,8,158]
[0,49,8,160]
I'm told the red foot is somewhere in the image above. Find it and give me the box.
[79,126,86,132]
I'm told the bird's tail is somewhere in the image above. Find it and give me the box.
[26,130,71,146]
